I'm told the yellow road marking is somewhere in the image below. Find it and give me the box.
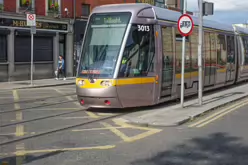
[28,108,80,111]
[55,116,91,119]
[113,118,159,131]
[10,116,90,122]
[54,88,99,119]
[189,98,248,128]
[14,145,115,155]
[196,101,248,128]
[101,122,130,141]
[13,90,25,165]
[72,127,125,132]
[15,125,24,137]
[97,113,119,116]
[101,119,162,143]
[84,111,99,119]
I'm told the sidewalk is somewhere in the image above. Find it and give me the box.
[117,83,248,127]
[0,77,75,90]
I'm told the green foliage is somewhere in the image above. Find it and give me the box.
[48,0,59,11]
[0,4,3,11]
[20,0,31,6]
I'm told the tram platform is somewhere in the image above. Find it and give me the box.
[118,83,248,127]
[0,77,75,90]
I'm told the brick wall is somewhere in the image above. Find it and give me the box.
[61,0,73,17]
[62,0,134,18]
[35,0,46,15]
[4,0,16,12]
[3,0,181,18]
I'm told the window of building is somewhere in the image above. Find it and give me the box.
[82,4,90,17]
[0,36,7,62]
[118,24,155,78]
[48,0,60,12]
[0,0,4,11]
[19,0,31,8]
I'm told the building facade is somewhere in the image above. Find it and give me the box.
[0,0,182,82]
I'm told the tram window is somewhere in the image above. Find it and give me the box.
[242,37,248,65]
[161,26,173,84]
[176,34,189,42]
[191,30,198,70]
[78,12,131,78]
[162,27,173,70]
[226,36,235,63]
[204,32,211,67]
[210,33,217,66]
[175,29,190,74]
[118,24,155,78]
[217,34,227,66]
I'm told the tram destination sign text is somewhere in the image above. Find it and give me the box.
[91,13,131,25]
[0,18,68,31]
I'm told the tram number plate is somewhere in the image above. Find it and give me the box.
[137,25,150,32]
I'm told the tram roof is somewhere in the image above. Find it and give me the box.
[234,26,248,35]
[93,3,234,32]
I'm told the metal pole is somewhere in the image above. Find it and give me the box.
[73,0,76,76]
[74,0,76,20]
[30,30,34,86]
[180,0,187,108]
[198,0,203,105]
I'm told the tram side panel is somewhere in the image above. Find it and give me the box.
[159,24,177,99]
[173,27,197,97]
[235,34,244,82]
[237,34,248,81]
[115,24,157,108]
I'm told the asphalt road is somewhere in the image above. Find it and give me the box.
[0,85,248,165]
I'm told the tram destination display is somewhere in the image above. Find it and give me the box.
[91,13,131,25]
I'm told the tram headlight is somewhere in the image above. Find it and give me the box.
[100,80,112,87]
[78,80,85,86]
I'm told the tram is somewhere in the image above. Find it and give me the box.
[76,3,248,109]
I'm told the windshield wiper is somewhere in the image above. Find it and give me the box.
[85,66,94,83]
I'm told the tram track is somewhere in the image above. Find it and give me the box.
[0,92,76,106]
[1,80,248,147]
[0,98,78,114]
[0,109,137,147]
[0,108,87,128]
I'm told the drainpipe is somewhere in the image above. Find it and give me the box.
[73,0,76,76]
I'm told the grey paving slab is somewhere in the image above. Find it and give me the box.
[118,83,248,127]
[0,77,75,90]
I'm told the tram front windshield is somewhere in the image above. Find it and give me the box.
[78,12,131,78]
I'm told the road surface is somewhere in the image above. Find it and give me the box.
[0,85,248,165]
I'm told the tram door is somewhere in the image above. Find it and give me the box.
[226,35,235,82]
[204,32,215,86]
[160,26,173,97]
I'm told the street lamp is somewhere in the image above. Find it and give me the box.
[198,1,214,106]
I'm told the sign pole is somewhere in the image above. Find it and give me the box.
[31,28,34,86]
[198,0,203,105]
[26,13,36,86]
[180,0,187,108]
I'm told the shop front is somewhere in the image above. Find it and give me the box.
[0,16,73,81]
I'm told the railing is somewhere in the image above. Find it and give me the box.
[18,6,35,14]
[47,10,61,18]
